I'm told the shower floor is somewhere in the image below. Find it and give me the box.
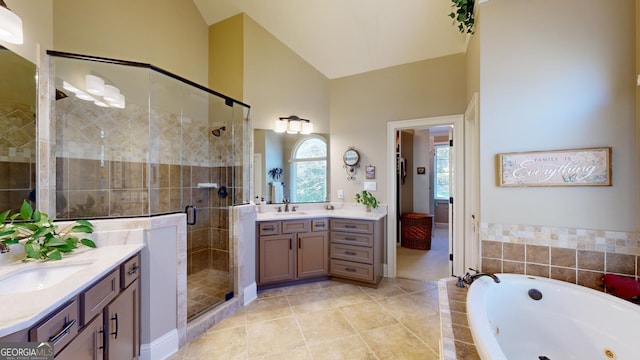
[187,268,231,321]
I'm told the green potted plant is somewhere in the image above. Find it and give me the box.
[355,190,378,212]
[449,0,475,34]
[0,200,96,261]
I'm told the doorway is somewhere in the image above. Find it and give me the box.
[386,115,465,279]
[395,127,452,281]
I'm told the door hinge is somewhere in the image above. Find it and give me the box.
[449,139,453,147]
[449,197,453,204]
[449,254,453,261]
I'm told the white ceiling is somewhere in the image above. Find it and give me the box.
[193,0,468,79]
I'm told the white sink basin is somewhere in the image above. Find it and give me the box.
[0,262,92,295]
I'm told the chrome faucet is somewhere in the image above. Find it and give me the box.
[459,268,500,287]
[283,199,290,212]
[0,242,10,254]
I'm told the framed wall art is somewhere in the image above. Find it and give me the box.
[497,147,612,187]
[365,165,375,179]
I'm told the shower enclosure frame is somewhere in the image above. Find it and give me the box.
[45,50,251,323]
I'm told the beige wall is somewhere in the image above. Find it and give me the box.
[242,15,330,132]
[0,0,53,64]
[465,5,480,104]
[209,14,244,100]
[53,0,209,85]
[480,0,637,231]
[330,54,467,204]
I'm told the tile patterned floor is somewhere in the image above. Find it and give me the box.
[188,268,232,321]
[170,278,441,359]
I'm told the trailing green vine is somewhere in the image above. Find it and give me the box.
[0,201,96,261]
[449,0,476,34]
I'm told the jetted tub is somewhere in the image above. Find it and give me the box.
[467,273,640,360]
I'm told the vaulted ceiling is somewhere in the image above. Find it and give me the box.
[193,0,468,79]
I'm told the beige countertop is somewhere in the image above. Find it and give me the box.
[256,204,387,222]
[0,242,144,337]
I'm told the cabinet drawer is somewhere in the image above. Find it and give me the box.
[122,254,141,289]
[282,220,309,233]
[30,299,79,355]
[330,219,373,234]
[330,260,374,282]
[259,221,280,236]
[311,218,329,232]
[331,231,374,247]
[330,243,373,264]
[82,268,120,324]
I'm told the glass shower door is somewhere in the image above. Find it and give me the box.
[149,71,236,321]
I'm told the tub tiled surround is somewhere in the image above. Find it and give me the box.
[480,222,639,291]
[438,279,480,360]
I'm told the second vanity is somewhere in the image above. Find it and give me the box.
[256,205,386,289]
[0,224,144,359]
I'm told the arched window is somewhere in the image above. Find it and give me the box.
[290,136,327,202]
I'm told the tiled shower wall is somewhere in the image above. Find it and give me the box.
[480,222,639,291]
[55,96,244,276]
[0,99,36,212]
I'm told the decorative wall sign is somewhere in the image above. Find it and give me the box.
[417,167,426,175]
[365,165,375,179]
[498,147,612,187]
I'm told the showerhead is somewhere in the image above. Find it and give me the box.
[212,126,226,137]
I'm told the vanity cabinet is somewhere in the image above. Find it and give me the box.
[329,218,384,286]
[2,253,141,359]
[257,219,328,286]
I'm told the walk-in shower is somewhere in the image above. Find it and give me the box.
[47,51,251,322]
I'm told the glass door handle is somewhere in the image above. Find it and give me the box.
[185,205,197,225]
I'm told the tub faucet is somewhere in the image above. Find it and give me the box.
[462,268,500,286]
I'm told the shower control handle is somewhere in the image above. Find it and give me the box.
[185,205,197,225]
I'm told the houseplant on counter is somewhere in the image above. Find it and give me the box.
[0,200,96,261]
[355,190,378,212]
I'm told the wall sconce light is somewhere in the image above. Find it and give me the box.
[274,115,313,134]
[0,0,23,44]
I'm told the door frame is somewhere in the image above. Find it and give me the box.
[464,93,481,270]
[386,114,465,278]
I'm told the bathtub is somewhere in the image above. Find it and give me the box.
[466,273,640,360]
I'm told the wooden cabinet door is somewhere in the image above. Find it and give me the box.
[297,231,328,279]
[259,234,295,284]
[56,313,104,360]
[105,279,139,360]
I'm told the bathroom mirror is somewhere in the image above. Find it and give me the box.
[254,129,330,204]
[0,46,37,214]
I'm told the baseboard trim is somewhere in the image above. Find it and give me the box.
[244,282,257,305]
[139,328,179,360]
